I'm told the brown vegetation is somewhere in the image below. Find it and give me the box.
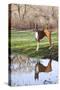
[8,4,58,31]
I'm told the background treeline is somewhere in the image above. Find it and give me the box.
[8,4,58,31]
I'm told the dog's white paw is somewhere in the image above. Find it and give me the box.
[49,46,52,50]
[49,43,54,50]
[36,48,39,51]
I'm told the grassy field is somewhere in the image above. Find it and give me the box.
[9,30,58,60]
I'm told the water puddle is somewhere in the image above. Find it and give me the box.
[9,56,58,86]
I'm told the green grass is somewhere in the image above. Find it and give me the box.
[9,30,58,60]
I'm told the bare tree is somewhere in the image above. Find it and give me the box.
[23,4,27,20]
[17,4,21,19]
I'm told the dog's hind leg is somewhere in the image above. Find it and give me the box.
[44,29,53,49]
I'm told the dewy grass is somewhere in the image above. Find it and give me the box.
[9,30,58,60]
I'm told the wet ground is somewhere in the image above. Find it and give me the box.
[9,55,58,86]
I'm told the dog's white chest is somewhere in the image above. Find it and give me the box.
[36,66,39,73]
[35,32,38,39]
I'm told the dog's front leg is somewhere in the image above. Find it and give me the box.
[36,41,40,51]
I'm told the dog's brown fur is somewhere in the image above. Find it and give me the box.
[35,58,52,80]
[35,24,52,51]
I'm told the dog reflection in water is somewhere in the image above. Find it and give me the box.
[34,58,52,80]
